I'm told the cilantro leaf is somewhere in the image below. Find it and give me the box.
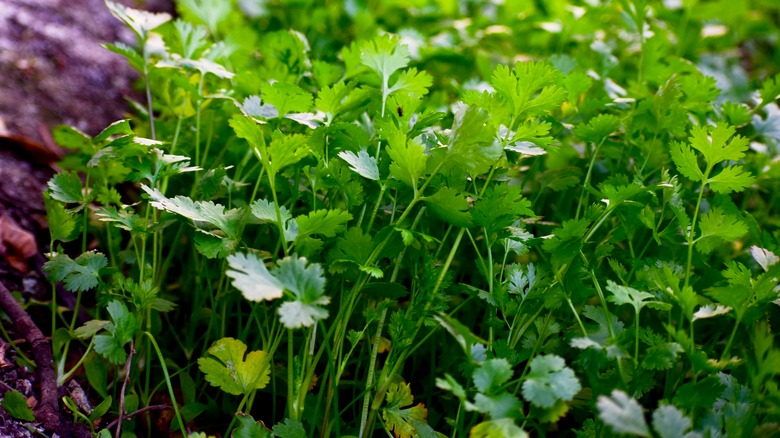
[707,165,754,194]
[606,281,655,314]
[274,256,330,328]
[2,390,36,422]
[642,342,683,370]
[491,61,566,119]
[272,418,306,438]
[44,251,107,292]
[750,246,779,272]
[197,337,271,396]
[94,300,138,365]
[470,419,528,438]
[226,252,284,302]
[387,67,432,97]
[382,382,429,438]
[233,413,273,438]
[696,207,747,254]
[597,390,650,437]
[473,358,514,393]
[472,184,534,240]
[386,132,428,189]
[142,185,242,238]
[266,132,309,175]
[44,194,77,242]
[447,105,501,176]
[338,149,380,180]
[691,304,732,321]
[652,405,696,438]
[423,187,473,227]
[260,82,313,117]
[689,124,749,166]
[574,114,620,143]
[468,393,522,420]
[295,209,352,240]
[759,73,780,107]
[521,355,581,408]
[670,141,704,182]
[48,171,84,205]
[105,0,171,41]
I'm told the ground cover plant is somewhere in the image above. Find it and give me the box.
[20,0,780,436]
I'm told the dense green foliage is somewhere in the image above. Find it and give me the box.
[38,0,780,436]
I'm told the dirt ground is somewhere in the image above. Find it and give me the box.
[0,0,171,435]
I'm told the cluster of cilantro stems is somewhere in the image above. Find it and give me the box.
[37,0,780,437]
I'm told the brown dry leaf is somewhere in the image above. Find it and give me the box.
[0,215,37,272]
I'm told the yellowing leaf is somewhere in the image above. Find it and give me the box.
[198,337,271,396]
[383,382,429,438]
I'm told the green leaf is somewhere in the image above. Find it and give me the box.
[44,194,77,242]
[230,115,266,151]
[177,0,230,34]
[272,418,306,438]
[597,390,650,437]
[95,206,145,233]
[266,132,309,174]
[260,81,313,117]
[541,218,590,269]
[468,393,522,420]
[652,405,694,438]
[642,342,683,370]
[94,300,138,365]
[447,105,501,176]
[1,390,35,422]
[48,171,83,204]
[521,355,581,408]
[197,337,271,396]
[424,187,473,227]
[316,81,351,116]
[387,67,433,97]
[474,358,514,394]
[233,413,273,438]
[470,419,528,438]
[44,251,107,292]
[73,320,111,339]
[491,61,566,119]
[574,114,620,142]
[759,73,780,106]
[472,184,533,239]
[361,35,410,88]
[103,42,144,71]
[696,207,747,254]
[226,252,284,302]
[606,281,655,314]
[296,209,352,240]
[338,149,380,180]
[52,125,92,152]
[689,124,749,166]
[142,185,242,237]
[274,256,330,328]
[670,141,704,182]
[387,135,428,189]
[383,382,429,438]
[672,376,724,410]
[707,165,754,194]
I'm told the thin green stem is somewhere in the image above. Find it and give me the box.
[142,331,186,434]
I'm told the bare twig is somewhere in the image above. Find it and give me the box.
[104,404,171,431]
[0,281,60,431]
[115,341,135,438]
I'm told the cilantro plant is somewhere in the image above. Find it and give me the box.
[34,0,780,437]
